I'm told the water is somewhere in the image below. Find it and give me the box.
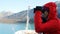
[0,23,34,34]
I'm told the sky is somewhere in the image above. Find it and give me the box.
[0,0,58,13]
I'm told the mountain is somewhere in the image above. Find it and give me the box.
[0,1,60,23]
[3,9,34,23]
[56,1,60,18]
[0,11,13,18]
[56,1,60,7]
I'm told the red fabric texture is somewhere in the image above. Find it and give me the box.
[34,2,60,34]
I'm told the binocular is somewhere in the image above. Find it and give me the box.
[34,6,49,13]
[34,6,49,22]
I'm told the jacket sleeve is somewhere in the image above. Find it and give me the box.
[34,11,57,33]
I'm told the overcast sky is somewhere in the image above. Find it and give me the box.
[0,0,58,13]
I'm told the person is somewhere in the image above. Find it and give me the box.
[34,2,60,34]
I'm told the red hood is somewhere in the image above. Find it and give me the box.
[44,2,57,20]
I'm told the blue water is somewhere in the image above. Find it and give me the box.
[0,23,34,34]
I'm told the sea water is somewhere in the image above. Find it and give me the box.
[0,23,34,34]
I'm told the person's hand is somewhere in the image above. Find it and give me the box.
[34,6,43,13]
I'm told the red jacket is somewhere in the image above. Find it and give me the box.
[34,2,60,34]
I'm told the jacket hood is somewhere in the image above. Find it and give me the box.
[44,2,57,20]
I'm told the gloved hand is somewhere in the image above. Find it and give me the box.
[34,6,43,13]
